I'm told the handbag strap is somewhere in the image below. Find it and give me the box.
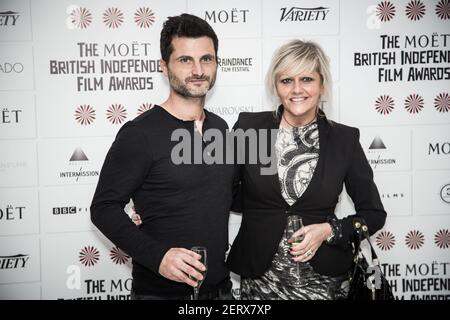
[352,218,379,264]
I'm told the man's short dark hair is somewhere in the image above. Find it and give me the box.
[160,13,219,64]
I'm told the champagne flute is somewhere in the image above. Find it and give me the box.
[285,215,305,285]
[190,246,207,300]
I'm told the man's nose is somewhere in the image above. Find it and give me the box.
[192,61,204,76]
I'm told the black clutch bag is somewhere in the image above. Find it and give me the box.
[347,218,395,300]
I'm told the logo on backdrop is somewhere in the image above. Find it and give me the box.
[78,246,130,267]
[0,62,24,74]
[280,7,330,22]
[376,230,396,250]
[0,204,25,221]
[206,105,254,117]
[405,230,425,250]
[434,229,450,249]
[375,0,449,22]
[374,93,449,115]
[59,148,99,181]
[68,6,156,29]
[440,183,450,204]
[0,254,30,269]
[367,136,396,169]
[52,206,88,215]
[0,11,20,26]
[204,9,249,24]
[1,107,22,124]
[218,56,253,73]
[428,142,450,155]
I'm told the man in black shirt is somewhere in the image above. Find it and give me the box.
[90,14,234,300]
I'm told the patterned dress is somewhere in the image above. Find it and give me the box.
[240,121,348,300]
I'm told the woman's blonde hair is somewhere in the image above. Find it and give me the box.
[266,39,332,114]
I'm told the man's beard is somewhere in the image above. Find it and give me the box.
[168,70,216,98]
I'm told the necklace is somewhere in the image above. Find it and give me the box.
[282,113,316,129]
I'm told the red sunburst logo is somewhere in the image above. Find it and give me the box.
[404,94,424,114]
[106,104,128,124]
[434,229,450,249]
[377,1,396,22]
[376,231,396,251]
[134,7,156,28]
[137,103,154,115]
[75,104,96,125]
[436,0,450,20]
[375,95,395,115]
[405,230,425,250]
[70,7,92,29]
[110,247,130,264]
[79,246,100,266]
[434,93,450,113]
[406,0,426,21]
[103,7,124,29]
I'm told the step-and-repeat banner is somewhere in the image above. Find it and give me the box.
[0,0,448,300]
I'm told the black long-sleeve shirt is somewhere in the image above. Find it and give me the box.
[90,105,234,296]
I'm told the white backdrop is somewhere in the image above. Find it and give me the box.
[0,0,449,300]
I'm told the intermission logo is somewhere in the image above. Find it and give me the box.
[0,254,29,269]
[204,8,249,24]
[367,136,396,169]
[280,6,330,22]
[59,147,99,181]
[218,56,253,73]
[0,204,25,221]
[0,11,20,26]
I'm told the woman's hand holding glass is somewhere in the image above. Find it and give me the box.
[289,222,333,263]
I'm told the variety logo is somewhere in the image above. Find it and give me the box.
[0,254,30,269]
[204,9,249,23]
[0,11,20,26]
[280,6,330,22]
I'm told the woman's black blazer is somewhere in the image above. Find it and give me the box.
[227,109,387,278]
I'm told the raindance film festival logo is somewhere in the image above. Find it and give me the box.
[0,254,30,269]
[0,10,20,26]
[59,147,99,181]
[218,56,253,73]
[367,136,396,169]
[280,6,330,22]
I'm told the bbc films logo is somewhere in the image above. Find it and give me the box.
[59,147,99,181]
[53,206,88,215]
[280,6,330,22]
[367,136,396,169]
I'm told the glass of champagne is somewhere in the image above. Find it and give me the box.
[190,246,207,300]
[285,215,305,285]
